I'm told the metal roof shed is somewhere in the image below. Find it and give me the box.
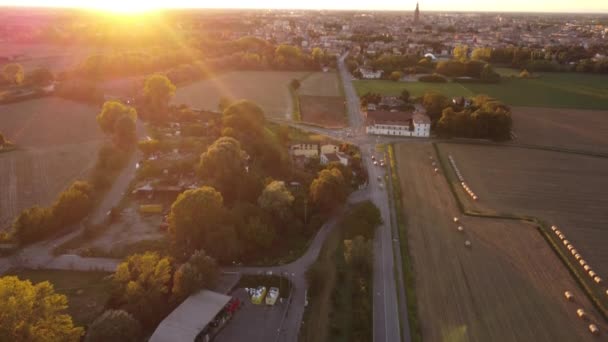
[150,290,231,342]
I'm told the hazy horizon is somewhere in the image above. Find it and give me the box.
[1,1,607,14]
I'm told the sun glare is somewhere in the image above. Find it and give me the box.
[91,0,159,14]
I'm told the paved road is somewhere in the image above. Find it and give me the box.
[338,52,409,342]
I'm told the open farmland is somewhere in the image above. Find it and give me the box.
[299,72,343,97]
[172,71,309,119]
[511,107,608,154]
[0,98,102,148]
[436,143,608,280]
[354,72,608,109]
[299,95,347,128]
[0,98,103,230]
[394,142,607,342]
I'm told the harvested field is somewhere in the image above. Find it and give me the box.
[299,95,347,128]
[299,72,343,97]
[511,107,608,154]
[395,142,607,342]
[436,143,608,280]
[0,98,102,148]
[172,71,309,119]
[0,142,101,230]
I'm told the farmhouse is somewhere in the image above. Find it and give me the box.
[365,110,430,137]
[289,143,319,158]
[359,68,383,79]
[320,151,350,166]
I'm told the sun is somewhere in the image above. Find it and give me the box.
[91,0,160,14]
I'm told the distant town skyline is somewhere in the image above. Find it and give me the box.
[1,0,608,14]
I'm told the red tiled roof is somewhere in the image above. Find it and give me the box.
[365,110,413,125]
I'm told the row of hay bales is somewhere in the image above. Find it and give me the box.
[452,216,472,248]
[429,155,439,174]
[551,225,603,285]
[564,291,601,335]
[448,155,478,201]
[553,224,605,336]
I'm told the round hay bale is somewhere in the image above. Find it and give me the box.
[574,253,581,260]
[593,276,601,284]
[567,244,573,251]
[551,225,557,231]
[571,249,578,255]
[580,259,586,266]
[453,217,459,223]
[473,195,478,200]
[588,324,599,335]
[564,291,574,300]
[589,270,596,277]
[584,265,591,271]
[558,234,565,240]
[576,308,586,318]
[563,239,569,246]
[457,226,464,232]
[464,240,472,248]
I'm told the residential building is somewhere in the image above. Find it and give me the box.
[320,151,350,166]
[365,110,430,137]
[289,143,319,157]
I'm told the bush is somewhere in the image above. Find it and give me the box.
[85,310,141,342]
[418,74,447,83]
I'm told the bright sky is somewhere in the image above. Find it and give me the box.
[1,0,607,13]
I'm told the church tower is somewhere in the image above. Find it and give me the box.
[414,2,420,25]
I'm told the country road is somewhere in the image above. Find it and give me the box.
[338,52,410,342]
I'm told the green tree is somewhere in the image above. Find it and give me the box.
[453,45,469,61]
[113,114,137,147]
[347,236,373,276]
[137,139,160,156]
[389,71,402,81]
[198,137,246,201]
[290,79,301,90]
[311,47,324,63]
[400,89,410,102]
[172,249,220,302]
[112,252,172,325]
[2,63,24,85]
[258,180,294,223]
[240,216,276,253]
[85,310,141,342]
[143,74,176,122]
[13,206,54,245]
[0,276,83,341]
[26,68,54,86]
[471,47,492,61]
[422,92,450,123]
[96,101,137,135]
[168,186,227,257]
[310,168,348,213]
[52,181,94,227]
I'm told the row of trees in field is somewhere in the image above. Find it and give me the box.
[422,92,513,141]
[306,201,381,341]
[1,63,54,87]
[458,45,608,74]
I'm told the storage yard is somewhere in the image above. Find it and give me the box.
[394,142,607,342]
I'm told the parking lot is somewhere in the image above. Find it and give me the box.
[214,288,289,342]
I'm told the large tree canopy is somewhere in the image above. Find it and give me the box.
[310,168,348,213]
[96,101,137,135]
[85,310,141,342]
[172,249,220,302]
[142,74,176,122]
[0,276,83,342]
[112,252,172,325]
[199,137,247,201]
[258,180,294,224]
[168,186,229,258]
[2,63,24,85]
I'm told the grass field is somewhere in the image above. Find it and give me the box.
[511,107,608,154]
[7,269,112,327]
[0,98,103,231]
[299,95,347,128]
[354,72,608,109]
[436,143,608,280]
[394,142,607,342]
[299,72,343,97]
[172,71,310,119]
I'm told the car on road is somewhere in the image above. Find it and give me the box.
[265,287,279,305]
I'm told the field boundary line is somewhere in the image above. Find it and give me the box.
[387,144,421,342]
[432,142,608,323]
